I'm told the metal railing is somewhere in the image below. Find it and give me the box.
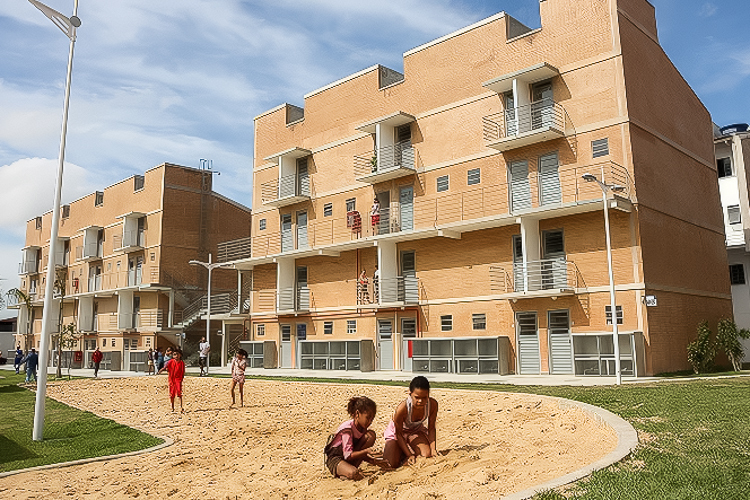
[217,236,252,262]
[278,286,310,312]
[490,259,584,294]
[75,242,102,261]
[177,291,238,326]
[115,310,165,330]
[113,229,145,250]
[354,141,416,178]
[18,261,39,275]
[356,276,419,305]
[260,173,310,204]
[483,99,567,142]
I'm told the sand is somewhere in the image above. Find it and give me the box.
[1,377,618,499]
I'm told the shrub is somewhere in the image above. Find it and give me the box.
[716,318,750,372]
[687,321,716,374]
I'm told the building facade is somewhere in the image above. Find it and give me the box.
[14,163,251,371]
[227,0,730,376]
[715,123,750,366]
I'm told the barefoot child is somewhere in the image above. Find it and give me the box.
[229,349,247,407]
[383,376,439,468]
[324,396,381,480]
[158,347,185,412]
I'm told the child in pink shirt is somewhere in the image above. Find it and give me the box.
[324,396,381,480]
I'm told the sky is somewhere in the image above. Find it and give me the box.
[1,0,749,308]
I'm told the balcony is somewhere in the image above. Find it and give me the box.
[113,229,145,253]
[18,261,39,275]
[217,236,252,263]
[354,142,417,183]
[490,258,583,299]
[357,276,419,306]
[116,310,165,331]
[76,242,102,262]
[261,173,310,207]
[278,286,310,314]
[482,99,568,151]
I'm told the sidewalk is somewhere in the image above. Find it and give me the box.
[1,363,659,386]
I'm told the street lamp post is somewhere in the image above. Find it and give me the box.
[189,254,227,375]
[29,0,81,442]
[582,173,624,386]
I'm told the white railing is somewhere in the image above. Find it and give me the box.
[354,141,416,178]
[357,276,419,305]
[482,99,566,142]
[260,174,310,204]
[490,259,583,294]
[217,236,252,262]
[278,287,310,312]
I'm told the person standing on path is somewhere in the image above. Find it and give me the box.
[92,347,103,378]
[20,348,39,384]
[147,348,155,375]
[14,345,23,375]
[229,349,248,407]
[198,337,210,376]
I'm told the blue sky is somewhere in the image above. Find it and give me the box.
[1,0,749,300]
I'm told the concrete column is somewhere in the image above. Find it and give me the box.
[519,217,540,291]
[221,321,227,367]
[168,290,174,328]
[377,240,398,303]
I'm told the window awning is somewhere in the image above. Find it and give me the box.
[482,62,559,94]
[262,147,311,163]
[355,111,415,134]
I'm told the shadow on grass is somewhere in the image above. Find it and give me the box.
[0,436,39,464]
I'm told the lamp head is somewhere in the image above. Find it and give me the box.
[582,173,597,183]
[611,184,626,193]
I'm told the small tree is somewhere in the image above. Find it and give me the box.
[687,321,716,374]
[716,319,750,372]
[56,322,81,379]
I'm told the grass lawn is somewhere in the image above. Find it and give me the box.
[0,372,163,473]
[244,375,750,500]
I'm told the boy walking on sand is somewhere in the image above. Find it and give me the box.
[159,347,185,412]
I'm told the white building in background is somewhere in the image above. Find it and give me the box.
[715,122,750,365]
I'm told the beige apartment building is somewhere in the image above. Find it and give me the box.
[228,0,730,377]
[15,163,251,371]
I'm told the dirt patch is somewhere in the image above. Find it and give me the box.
[0,377,617,499]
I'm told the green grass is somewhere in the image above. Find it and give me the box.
[0,372,162,473]
[242,374,750,500]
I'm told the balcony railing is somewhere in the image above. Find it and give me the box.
[116,310,165,330]
[261,173,310,207]
[178,291,239,326]
[18,261,39,275]
[217,236,252,262]
[278,287,310,312]
[75,242,102,261]
[354,142,417,182]
[357,276,419,305]
[490,259,583,295]
[113,230,145,252]
[482,99,568,151]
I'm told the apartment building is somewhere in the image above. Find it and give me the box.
[14,163,251,370]
[715,123,750,366]
[227,0,730,377]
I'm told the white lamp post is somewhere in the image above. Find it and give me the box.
[582,173,624,386]
[189,254,227,375]
[29,0,81,442]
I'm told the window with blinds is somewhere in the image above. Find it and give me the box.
[592,138,609,158]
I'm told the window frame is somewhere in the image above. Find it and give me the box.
[440,314,453,332]
[436,175,449,193]
[730,264,746,285]
[324,321,333,335]
[259,218,267,231]
[605,305,624,325]
[472,313,487,330]
[467,168,481,186]
[727,205,741,225]
[323,203,333,217]
[346,320,357,334]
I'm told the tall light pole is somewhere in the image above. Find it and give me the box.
[582,173,625,385]
[30,0,81,442]
[189,254,227,374]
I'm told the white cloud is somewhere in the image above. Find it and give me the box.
[699,3,718,17]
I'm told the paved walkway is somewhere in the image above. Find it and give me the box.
[1,363,660,386]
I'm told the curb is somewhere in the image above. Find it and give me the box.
[502,396,639,500]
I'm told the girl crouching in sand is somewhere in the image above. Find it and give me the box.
[324,396,382,480]
[383,376,439,467]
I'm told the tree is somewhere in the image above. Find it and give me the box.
[53,269,69,378]
[55,322,81,379]
[687,321,716,374]
[716,319,750,372]
[6,288,34,352]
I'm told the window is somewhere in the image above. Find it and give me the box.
[472,313,486,330]
[111,339,116,347]
[259,218,267,231]
[35,216,42,230]
[256,324,265,337]
[134,175,145,191]
[281,324,291,341]
[605,305,624,325]
[346,198,356,212]
[467,168,480,186]
[396,124,411,143]
[730,264,746,285]
[592,138,610,158]
[717,157,733,178]
[441,315,453,331]
[347,320,357,334]
[728,205,741,225]
[62,204,70,219]
[543,229,565,256]
[95,191,104,207]
[324,203,333,217]
[131,339,138,349]
[324,321,333,335]
[102,339,106,347]
[437,175,449,192]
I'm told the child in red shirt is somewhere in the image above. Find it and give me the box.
[158,348,185,412]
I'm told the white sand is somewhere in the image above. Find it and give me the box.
[0,377,617,499]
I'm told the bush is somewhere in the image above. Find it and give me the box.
[687,321,715,374]
[716,318,750,372]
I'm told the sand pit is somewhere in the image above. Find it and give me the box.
[1,377,618,499]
